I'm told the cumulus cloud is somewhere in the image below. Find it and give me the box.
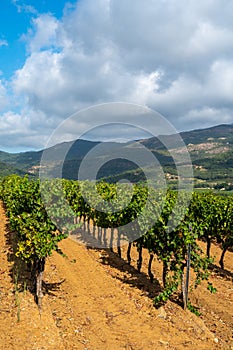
[2,0,233,150]
[0,109,54,151]
[0,39,8,47]
[24,14,59,53]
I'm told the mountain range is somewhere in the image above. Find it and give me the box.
[1,123,233,190]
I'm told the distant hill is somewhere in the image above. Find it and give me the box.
[0,160,28,178]
[180,123,233,144]
[0,123,233,189]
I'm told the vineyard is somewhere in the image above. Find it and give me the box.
[0,174,232,349]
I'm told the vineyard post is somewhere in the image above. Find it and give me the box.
[36,258,45,312]
[184,243,191,310]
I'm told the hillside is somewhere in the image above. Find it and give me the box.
[1,123,233,189]
[0,160,27,178]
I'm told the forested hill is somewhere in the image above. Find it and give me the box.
[0,123,233,188]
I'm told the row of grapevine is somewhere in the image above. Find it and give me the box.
[191,192,233,269]
[0,175,232,310]
[0,175,68,309]
[62,180,215,308]
[63,180,233,306]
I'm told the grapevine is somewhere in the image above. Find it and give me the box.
[0,175,232,312]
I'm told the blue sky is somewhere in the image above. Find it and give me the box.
[0,0,233,152]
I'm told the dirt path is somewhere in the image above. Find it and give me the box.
[45,239,216,350]
[0,200,232,349]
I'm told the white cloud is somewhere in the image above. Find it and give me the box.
[12,0,37,15]
[25,15,59,53]
[0,109,54,151]
[207,60,233,104]
[180,107,233,131]
[0,111,30,134]
[0,39,8,47]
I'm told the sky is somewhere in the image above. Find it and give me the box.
[0,0,233,152]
